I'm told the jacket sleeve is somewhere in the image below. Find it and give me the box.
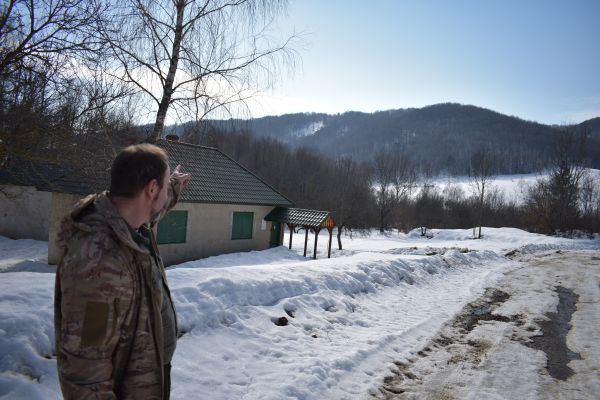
[150,177,182,226]
[55,233,134,400]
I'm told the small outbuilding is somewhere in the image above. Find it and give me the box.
[265,207,336,259]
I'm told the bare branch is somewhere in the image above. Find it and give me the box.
[94,0,298,140]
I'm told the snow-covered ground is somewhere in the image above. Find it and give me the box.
[0,228,598,399]
[423,168,600,204]
[430,173,542,204]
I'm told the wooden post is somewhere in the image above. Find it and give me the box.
[303,227,309,257]
[288,224,294,249]
[327,227,333,258]
[313,227,321,259]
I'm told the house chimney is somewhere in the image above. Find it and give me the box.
[165,134,179,141]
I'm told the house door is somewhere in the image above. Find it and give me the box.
[269,222,281,247]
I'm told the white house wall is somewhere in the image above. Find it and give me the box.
[159,203,275,266]
[48,192,88,264]
[45,193,276,265]
[0,185,52,241]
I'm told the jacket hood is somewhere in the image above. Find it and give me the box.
[57,191,145,258]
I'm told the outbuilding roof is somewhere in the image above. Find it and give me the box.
[264,207,335,229]
[0,139,294,207]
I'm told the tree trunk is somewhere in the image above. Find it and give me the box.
[477,187,485,239]
[327,228,333,258]
[337,224,344,250]
[288,224,294,249]
[303,227,309,257]
[150,0,185,141]
[313,228,320,260]
[378,189,387,233]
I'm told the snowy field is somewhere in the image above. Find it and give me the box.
[0,228,599,399]
[429,173,541,204]
[424,168,600,204]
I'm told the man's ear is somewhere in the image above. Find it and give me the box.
[144,179,159,199]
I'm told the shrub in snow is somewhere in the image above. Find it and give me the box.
[407,227,433,238]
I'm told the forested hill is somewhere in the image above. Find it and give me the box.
[580,117,600,141]
[175,103,600,175]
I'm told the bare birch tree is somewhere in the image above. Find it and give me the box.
[390,151,415,229]
[96,0,298,141]
[373,148,417,232]
[331,156,373,249]
[469,147,497,238]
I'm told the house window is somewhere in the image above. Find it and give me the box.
[232,212,254,240]
[157,210,188,244]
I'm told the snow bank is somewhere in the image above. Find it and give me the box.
[168,249,511,399]
[171,246,306,270]
[0,272,57,400]
[0,237,49,273]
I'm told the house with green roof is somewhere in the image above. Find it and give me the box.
[0,139,295,265]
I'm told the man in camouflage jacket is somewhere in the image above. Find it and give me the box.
[54,144,190,399]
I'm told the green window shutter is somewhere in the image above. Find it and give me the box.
[157,210,188,244]
[232,212,254,240]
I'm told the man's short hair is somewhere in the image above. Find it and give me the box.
[110,143,168,198]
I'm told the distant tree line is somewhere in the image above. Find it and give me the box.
[183,124,600,238]
[182,125,377,248]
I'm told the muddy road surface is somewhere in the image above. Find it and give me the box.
[371,250,600,400]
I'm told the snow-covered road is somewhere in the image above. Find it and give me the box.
[371,250,600,400]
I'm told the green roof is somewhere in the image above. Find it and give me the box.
[0,157,109,194]
[264,207,335,228]
[156,140,293,206]
[0,139,294,207]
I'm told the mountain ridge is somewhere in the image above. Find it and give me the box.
[173,103,600,175]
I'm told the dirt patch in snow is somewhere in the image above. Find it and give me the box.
[524,286,581,380]
[453,288,512,333]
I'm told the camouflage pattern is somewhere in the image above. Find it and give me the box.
[54,179,181,399]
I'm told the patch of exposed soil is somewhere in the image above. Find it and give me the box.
[453,288,511,333]
[524,286,582,380]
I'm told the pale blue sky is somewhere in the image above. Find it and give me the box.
[250,0,600,124]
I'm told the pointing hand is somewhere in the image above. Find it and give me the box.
[172,164,191,189]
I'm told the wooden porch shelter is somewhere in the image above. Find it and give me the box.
[264,207,336,259]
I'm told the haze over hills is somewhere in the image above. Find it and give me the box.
[172,103,600,176]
